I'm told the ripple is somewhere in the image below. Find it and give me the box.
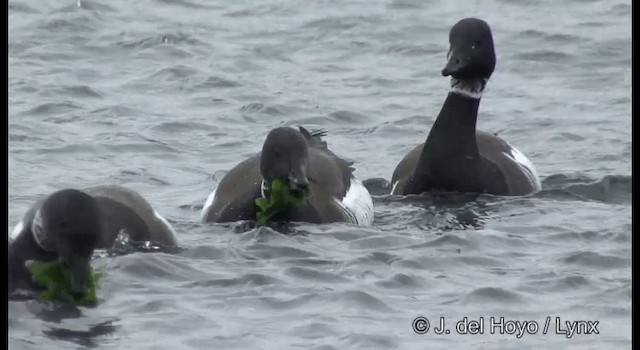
[375,273,424,289]
[110,254,204,281]
[244,244,319,259]
[348,251,401,266]
[411,234,474,249]
[554,223,630,243]
[282,258,337,266]
[542,174,631,204]
[224,4,287,18]
[309,64,352,73]
[577,21,607,28]
[521,274,593,293]
[259,294,320,311]
[40,16,99,33]
[9,124,48,143]
[386,0,434,9]
[460,287,524,305]
[9,2,40,13]
[105,141,180,155]
[107,169,173,186]
[148,65,200,81]
[454,255,504,267]
[384,44,441,57]
[513,50,575,62]
[289,322,339,340]
[560,251,629,269]
[284,266,349,283]
[54,1,117,12]
[153,0,219,9]
[21,102,83,116]
[590,283,632,302]
[43,320,119,348]
[9,133,44,143]
[395,255,440,270]
[240,102,266,112]
[116,33,204,50]
[610,3,631,15]
[338,290,395,312]
[194,75,242,89]
[61,85,102,98]
[341,333,400,349]
[327,110,371,124]
[518,29,583,43]
[152,121,217,133]
[302,16,362,31]
[563,175,631,204]
[239,102,292,116]
[348,235,411,252]
[89,105,140,118]
[184,273,281,288]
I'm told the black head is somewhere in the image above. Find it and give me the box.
[260,127,310,191]
[441,18,496,80]
[34,189,101,298]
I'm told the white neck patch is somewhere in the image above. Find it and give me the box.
[450,78,487,99]
[31,209,53,252]
[260,180,269,199]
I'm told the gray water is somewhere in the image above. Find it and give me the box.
[8,0,632,349]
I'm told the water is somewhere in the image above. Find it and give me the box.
[8,0,631,349]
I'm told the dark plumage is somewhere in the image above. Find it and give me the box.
[8,185,178,296]
[201,126,374,225]
[391,18,541,196]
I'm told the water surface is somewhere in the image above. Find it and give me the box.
[9,0,631,349]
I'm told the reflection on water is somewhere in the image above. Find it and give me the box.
[44,319,119,349]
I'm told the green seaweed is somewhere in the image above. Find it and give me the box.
[27,260,104,306]
[255,178,310,225]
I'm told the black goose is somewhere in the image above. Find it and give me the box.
[391,18,541,196]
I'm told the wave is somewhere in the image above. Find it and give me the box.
[541,174,631,204]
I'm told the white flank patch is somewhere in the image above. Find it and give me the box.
[200,188,217,221]
[336,177,374,226]
[10,220,23,240]
[502,145,542,190]
[390,181,399,195]
[154,210,178,237]
[31,209,48,250]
